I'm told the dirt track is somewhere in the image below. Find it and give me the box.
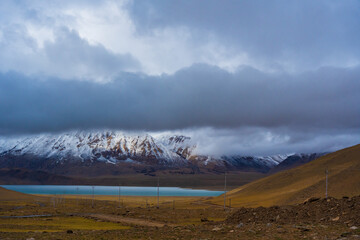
[85,213,174,227]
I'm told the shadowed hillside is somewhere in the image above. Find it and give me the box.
[212,144,360,207]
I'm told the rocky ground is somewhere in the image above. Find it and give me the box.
[0,196,360,239]
[227,196,360,226]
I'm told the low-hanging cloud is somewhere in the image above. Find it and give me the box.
[1,64,359,135]
[171,127,360,156]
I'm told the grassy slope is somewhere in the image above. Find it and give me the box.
[211,144,360,207]
[0,186,38,201]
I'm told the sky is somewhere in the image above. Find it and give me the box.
[0,0,359,156]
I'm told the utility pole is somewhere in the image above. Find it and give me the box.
[157,177,160,209]
[224,172,227,210]
[325,168,329,199]
[118,184,121,208]
[92,186,95,208]
[76,187,79,206]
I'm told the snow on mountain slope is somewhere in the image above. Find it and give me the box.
[155,134,196,159]
[220,154,291,169]
[187,154,291,173]
[0,130,316,171]
[0,131,184,164]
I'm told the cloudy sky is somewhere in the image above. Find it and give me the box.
[0,0,359,155]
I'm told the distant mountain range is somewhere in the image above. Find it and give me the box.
[0,130,324,175]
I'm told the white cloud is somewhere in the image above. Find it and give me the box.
[1,0,360,80]
[0,0,257,79]
[25,24,55,48]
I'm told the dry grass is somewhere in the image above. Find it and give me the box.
[211,144,360,207]
[0,187,45,201]
[0,190,229,238]
[0,169,358,239]
[35,194,209,209]
[0,216,130,233]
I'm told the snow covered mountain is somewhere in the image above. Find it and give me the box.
[0,131,189,165]
[0,130,318,173]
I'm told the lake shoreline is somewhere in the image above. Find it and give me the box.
[1,185,224,197]
[0,171,266,191]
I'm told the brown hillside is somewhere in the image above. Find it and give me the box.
[0,186,36,201]
[212,144,360,207]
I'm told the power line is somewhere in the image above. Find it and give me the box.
[157,177,160,209]
[224,172,227,210]
[118,184,121,208]
[92,186,95,208]
[325,168,328,199]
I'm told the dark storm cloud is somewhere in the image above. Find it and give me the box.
[129,0,360,70]
[0,64,359,135]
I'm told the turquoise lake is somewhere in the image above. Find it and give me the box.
[1,185,224,197]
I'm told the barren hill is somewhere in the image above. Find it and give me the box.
[0,186,36,201]
[212,144,360,207]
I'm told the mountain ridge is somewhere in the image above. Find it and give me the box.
[0,130,321,174]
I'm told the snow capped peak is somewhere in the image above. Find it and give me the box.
[255,154,294,165]
[0,130,317,172]
[0,131,185,163]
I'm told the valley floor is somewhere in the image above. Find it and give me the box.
[1,194,359,239]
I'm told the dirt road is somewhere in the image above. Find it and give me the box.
[85,213,175,227]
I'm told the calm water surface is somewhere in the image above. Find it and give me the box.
[1,185,224,197]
